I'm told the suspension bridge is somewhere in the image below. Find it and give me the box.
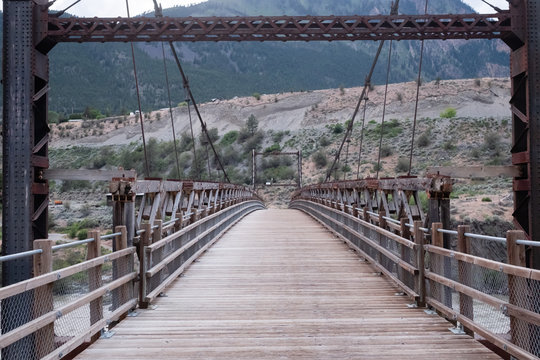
[1,0,540,359]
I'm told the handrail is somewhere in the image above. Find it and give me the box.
[0,249,43,263]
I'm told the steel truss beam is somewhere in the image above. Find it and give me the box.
[45,13,513,44]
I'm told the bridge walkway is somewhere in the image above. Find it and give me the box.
[76,209,498,359]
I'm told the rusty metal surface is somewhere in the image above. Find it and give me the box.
[45,13,512,43]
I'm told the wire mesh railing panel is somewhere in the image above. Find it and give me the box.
[509,276,540,356]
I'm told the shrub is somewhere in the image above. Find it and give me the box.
[264,143,281,154]
[332,123,344,134]
[484,132,501,151]
[373,162,382,172]
[178,101,188,107]
[220,131,239,146]
[380,145,393,157]
[77,229,88,240]
[312,151,328,168]
[443,141,455,151]
[482,197,492,202]
[395,157,410,173]
[475,79,481,86]
[339,85,345,95]
[417,132,430,147]
[252,92,261,100]
[319,136,331,147]
[440,107,457,118]
[396,93,403,102]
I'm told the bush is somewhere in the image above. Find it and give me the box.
[443,141,456,151]
[77,229,88,240]
[395,157,410,173]
[332,123,344,134]
[264,143,281,154]
[484,132,501,151]
[319,136,330,147]
[380,145,393,157]
[220,131,239,146]
[440,107,457,118]
[252,92,261,100]
[417,132,430,147]
[482,197,492,202]
[312,151,328,168]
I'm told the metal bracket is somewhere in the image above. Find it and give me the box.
[424,309,437,315]
[100,329,116,339]
[127,311,139,317]
[158,292,168,297]
[449,323,466,335]
[407,303,418,308]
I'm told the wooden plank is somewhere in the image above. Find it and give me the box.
[426,165,521,178]
[77,209,499,360]
[43,168,137,181]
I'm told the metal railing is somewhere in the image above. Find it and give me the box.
[290,199,540,360]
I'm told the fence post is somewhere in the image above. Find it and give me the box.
[152,220,163,244]
[174,212,183,232]
[506,230,530,352]
[457,225,473,335]
[399,218,412,287]
[33,239,54,358]
[88,230,103,341]
[431,222,445,306]
[413,221,425,307]
[113,226,130,314]
[138,222,152,309]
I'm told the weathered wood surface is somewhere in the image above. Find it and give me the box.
[76,209,498,359]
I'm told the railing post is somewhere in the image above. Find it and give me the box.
[139,222,152,309]
[363,207,369,222]
[378,209,387,269]
[113,226,130,313]
[174,211,183,232]
[506,230,530,352]
[431,222,445,306]
[152,220,163,244]
[413,221,425,307]
[88,230,103,341]
[33,239,54,358]
[457,225,473,334]
[400,218,412,289]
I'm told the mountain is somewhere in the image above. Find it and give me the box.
[4,0,511,115]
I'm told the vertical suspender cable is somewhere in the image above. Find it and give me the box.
[126,0,150,177]
[408,0,429,176]
[186,96,199,178]
[161,42,182,179]
[325,0,399,182]
[376,40,394,179]
[168,42,231,183]
[356,91,370,178]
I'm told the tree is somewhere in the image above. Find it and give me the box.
[246,114,258,136]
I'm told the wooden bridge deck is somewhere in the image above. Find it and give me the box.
[76,209,499,359]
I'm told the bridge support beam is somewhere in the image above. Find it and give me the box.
[507,0,540,268]
[2,0,51,357]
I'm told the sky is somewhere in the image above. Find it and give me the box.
[2,0,510,17]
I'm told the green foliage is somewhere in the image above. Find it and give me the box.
[372,162,382,172]
[312,151,328,168]
[264,143,281,154]
[272,131,286,144]
[252,92,261,100]
[61,219,98,239]
[83,106,103,119]
[199,128,220,145]
[178,101,188,107]
[443,141,456,151]
[417,130,431,148]
[76,229,88,240]
[395,157,410,173]
[331,123,344,134]
[49,111,60,124]
[369,119,402,139]
[220,131,239,146]
[69,113,83,120]
[380,145,393,157]
[319,136,330,147]
[482,197,492,202]
[246,114,259,135]
[440,107,457,118]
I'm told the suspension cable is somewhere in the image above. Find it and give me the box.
[407,0,429,176]
[153,2,182,179]
[376,40,394,179]
[356,92,370,178]
[126,0,150,177]
[168,42,231,183]
[325,0,400,182]
[186,96,200,178]
[53,0,81,17]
